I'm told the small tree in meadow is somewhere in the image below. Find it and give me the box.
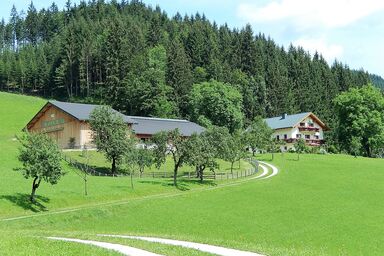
[122,134,139,189]
[246,116,273,156]
[294,138,306,160]
[222,131,246,174]
[268,138,284,161]
[89,106,128,174]
[15,133,64,202]
[136,146,153,177]
[186,132,218,182]
[152,129,190,186]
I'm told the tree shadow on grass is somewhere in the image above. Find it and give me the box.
[138,178,217,191]
[137,180,189,191]
[0,193,50,212]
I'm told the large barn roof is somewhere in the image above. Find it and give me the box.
[49,100,136,124]
[26,100,205,136]
[128,116,205,136]
[264,112,329,130]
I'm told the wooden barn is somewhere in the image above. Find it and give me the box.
[25,100,204,149]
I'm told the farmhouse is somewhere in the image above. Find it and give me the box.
[264,112,329,151]
[25,100,204,149]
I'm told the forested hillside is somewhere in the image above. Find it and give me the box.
[370,74,384,90]
[0,0,372,129]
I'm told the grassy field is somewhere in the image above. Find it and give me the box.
[0,92,248,218]
[1,92,384,255]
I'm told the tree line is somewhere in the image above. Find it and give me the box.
[0,1,375,127]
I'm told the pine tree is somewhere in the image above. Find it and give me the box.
[166,38,192,116]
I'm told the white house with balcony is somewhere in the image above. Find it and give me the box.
[264,112,329,151]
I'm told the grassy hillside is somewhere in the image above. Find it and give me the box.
[0,92,251,218]
[1,153,384,255]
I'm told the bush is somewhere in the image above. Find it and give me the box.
[319,147,327,154]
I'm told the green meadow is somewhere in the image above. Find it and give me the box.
[1,92,384,255]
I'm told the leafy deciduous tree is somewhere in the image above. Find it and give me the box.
[15,132,63,202]
[89,105,128,174]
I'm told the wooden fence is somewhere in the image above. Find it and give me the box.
[63,154,260,180]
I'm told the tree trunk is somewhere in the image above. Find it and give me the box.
[111,157,116,174]
[173,163,179,186]
[230,161,234,174]
[84,174,88,196]
[199,166,205,183]
[297,153,300,161]
[30,177,41,202]
[130,170,134,189]
[271,152,274,161]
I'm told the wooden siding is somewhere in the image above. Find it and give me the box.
[28,105,83,149]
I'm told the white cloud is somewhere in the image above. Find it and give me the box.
[292,37,343,62]
[237,0,384,29]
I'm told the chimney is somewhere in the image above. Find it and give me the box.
[281,113,287,119]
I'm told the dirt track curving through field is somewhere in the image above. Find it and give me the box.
[47,237,164,256]
[98,234,265,256]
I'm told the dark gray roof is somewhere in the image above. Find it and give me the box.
[128,116,205,136]
[264,112,311,130]
[49,100,136,124]
[48,101,204,135]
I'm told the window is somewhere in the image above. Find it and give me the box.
[300,122,305,127]
[305,135,310,139]
[296,134,302,138]
[284,134,288,139]
[309,123,314,127]
[276,135,280,140]
[315,135,319,140]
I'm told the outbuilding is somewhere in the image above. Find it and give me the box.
[25,100,204,149]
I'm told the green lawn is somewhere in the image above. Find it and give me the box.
[1,92,384,256]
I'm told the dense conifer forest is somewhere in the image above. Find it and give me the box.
[0,0,381,132]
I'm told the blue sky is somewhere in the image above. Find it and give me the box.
[2,0,384,77]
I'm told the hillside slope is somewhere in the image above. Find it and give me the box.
[0,92,250,218]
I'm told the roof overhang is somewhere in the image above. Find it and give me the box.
[295,112,330,131]
[24,101,81,131]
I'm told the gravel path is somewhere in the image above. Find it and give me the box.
[98,235,265,256]
[47,237,164,256]
[258,161,279,180]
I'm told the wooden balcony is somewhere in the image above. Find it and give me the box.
[282,138,325,146]
[298,126,319,132]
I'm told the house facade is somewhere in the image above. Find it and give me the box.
[264,112,329,151]
[26,100,205,149]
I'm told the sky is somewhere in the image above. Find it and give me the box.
[1,0,384,77]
